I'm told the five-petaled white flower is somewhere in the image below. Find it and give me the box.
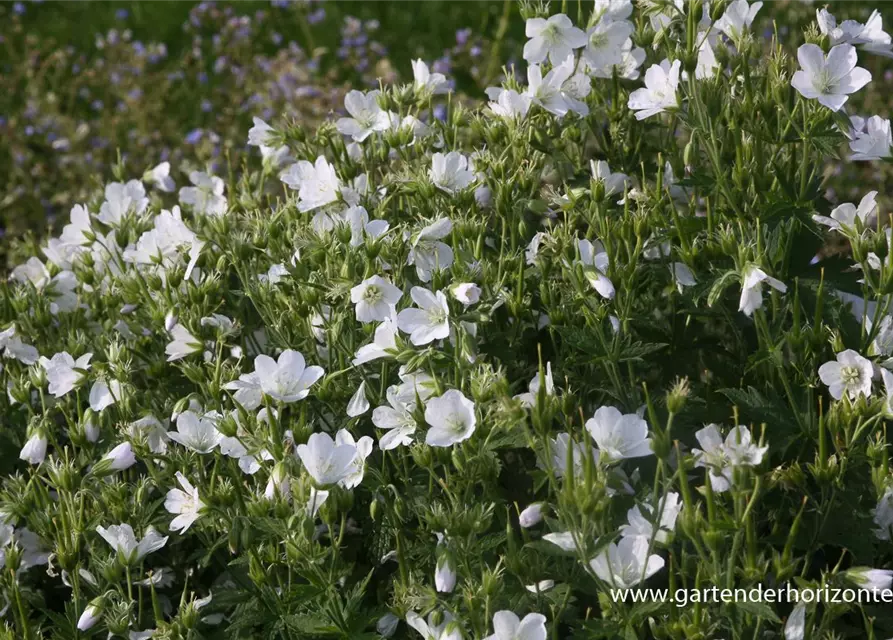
[397,287,451,346]
[813,191,878,231]
[165,472,204,533]
[144,161,175,192]
[576,238,615,300]
[486,88,532,120]
[280,156,342,212]
[430,152,475,194]
[165,324,202,362]
[96,524,168,566]
[791,44,871,112]
[97,180,149,226]
[692,424,768,492]
[296,431,359,486]
[408,218,454,282]
[619,493,682,544]
[523,13,587,65]
[585,406,653,461]
[628,59,681,120]
[254,349,324,403]
[406,611,462,640]
[39,351,92,397]
[179,171,227,217]
[336,90,391,142]
[483,611,547,640]
[425,389,477,447]
[168,410,222,454]
[590,160,630,198]
[818,349,873,400]
[849,115,892,161]
[353,312,399,366]
[590,537,665,588]
[412,59,448,94]
[373,385,419,450]
[581,19,633,74]
[738,265,787,317]
[714,0,763,41]
[350,275,402,323]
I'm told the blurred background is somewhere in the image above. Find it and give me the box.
[0,0,888,267]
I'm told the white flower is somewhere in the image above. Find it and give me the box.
[225,372,263,411]
[378,613,399,638]
[165,472,204,533]
[525,58,574,117]
[791,44,871,112]
[514,363,555,408]
[525,580,555,593]
[818,349,873,400]
[585,406,653,461]
[425,389,476,447]
[97,180,149,226]
[519,503,545,528]
[450,282,481,306]
[581,19,633,73]
[873,487,893,540]
[412,59,447,94]
[101,442,137,472]
[77,604,101,631]
[590,160,629,198]
[484,611,547,640]
[20,433,47,465]
[96,524,167,565]
[669,263,697,293]
[435,552,457,593]
[576,238,614,299]
[784,602,807,640]
[168,411,222,454]
[296,432,358,486]
[280,156,342,212]
[347,381,370,417]
[373,386,418,450]
[336,90,391,142]
[397,287,451,346]
[846,567,893,591]
[619,493,682,544]
[692,424,767,492]
[714,0,762,41]
[353,313,399,366]
[179,171,227,216]
[590,537,665,588]
[406,611,462,640]
[344,205,389,247]
[818,9,893,56]
[254,349,324,403]
[165,324,202,362]
[144,162,175,192]
[89,379,122,412]
[738,265,787,317]
[430,152,475,194]
[247,116,277,148]
[523,13,586,65]
[545,433,592,478]
[594,0,632,21]
[486,88,532,120]
[350,276,402,323]
[813,191,878,231]
[39,351,92,397]
[335,430,374,489]
[0,326,38,365]
[628,59,681,120]
[849,115,892,160]
[408,218,454,282]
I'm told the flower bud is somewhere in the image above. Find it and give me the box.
[77,600,103,631]
[519,502,545,528]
